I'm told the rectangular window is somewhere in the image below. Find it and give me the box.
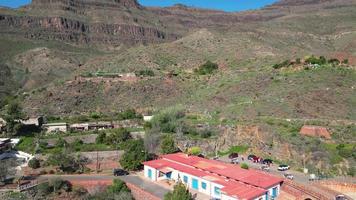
[201,182,207,190]
[214,186,221,196]
[183,175,188,184]
[192,178,198,190]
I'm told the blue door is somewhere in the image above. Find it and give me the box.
[148,169,152,179]
[192,178,198,190]
[272,187,277,197]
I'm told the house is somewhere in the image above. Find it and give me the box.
[20,116,44,127]
[42,123,68,133]
[70,123,89,131]
[143,153,283,200]
[300,125,332,139]
[143,115,153,122]
[0,138,19,153]
[88,122,114,130]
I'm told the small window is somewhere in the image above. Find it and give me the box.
[214,186,221,196]
[201,182,207,190]
[183,176,188,183]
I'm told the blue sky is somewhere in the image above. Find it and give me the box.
[0,0,278,12]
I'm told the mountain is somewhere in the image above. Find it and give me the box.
[0,0,355,176]
[0,0,355,117]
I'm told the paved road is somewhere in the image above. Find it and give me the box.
[39,174,170,199]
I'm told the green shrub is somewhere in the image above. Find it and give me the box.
[240,163,249,169]
[160,135,178,154]
[117,109,142,120]
[194,61,218,75]
[28,158,41,169]
[188,146,201,156]
[96,132,106,144]
[136,69,155,77]
[164,182,194,200]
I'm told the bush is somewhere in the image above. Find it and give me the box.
[240,163,249,169]
[342,59,349,64]
[272,60,290,69]
[136,69,155,77]
[187,147,201,156]
[160,135,178,154]
[194,61,218,75]
[106,128,131,146]
[164,182,194,200]
[37,182,52,196]
[28,158,41,169]
[96,132,107,144]
[107,179,131,194]
[151,106,185,133]
[199,129,212,138]
[117,109,142,120]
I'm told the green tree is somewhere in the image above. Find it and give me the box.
[160,135,178,154]
[107,128,131,147]
[164,182,194,200]
[28,158,41,169]
[96,132,107,144]
[3,101,24,135]
[119,139,148,171]
[107,179,131,194]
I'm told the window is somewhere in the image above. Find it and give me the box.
[183,176,188,184]
[201,182,207,190]
[192,178,198,190]
[148,169,152,179]
[214,186,221,196]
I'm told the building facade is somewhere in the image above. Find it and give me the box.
[143,153,283,200]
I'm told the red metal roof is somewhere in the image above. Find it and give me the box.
[143,158,267,200]
[161,153,283,189]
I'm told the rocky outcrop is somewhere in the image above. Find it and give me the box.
[0,14,178,45]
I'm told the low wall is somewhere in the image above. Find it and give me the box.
[68,179,160,200]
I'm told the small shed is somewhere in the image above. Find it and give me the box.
[300,125,332,139]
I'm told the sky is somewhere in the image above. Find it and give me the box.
[0,0,278,12]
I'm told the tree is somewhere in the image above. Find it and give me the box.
[164,182,194,200]
[160,135,178,154]
[106,128,131,147]
[28,158,41,169]
[119,139,148,171]
[3,101,24,135]
[342,59,349,64]
[96,132,107,144]
[107,179,131,194]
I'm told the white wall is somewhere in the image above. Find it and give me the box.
[267,184,280,198]
[144,165,158,181]
[222,194,238,200]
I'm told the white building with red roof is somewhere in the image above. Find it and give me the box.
[143,153,283,200]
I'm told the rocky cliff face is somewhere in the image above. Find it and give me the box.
[0,0,178,46]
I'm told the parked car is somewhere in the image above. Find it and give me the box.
[247,155,256,160]
[283,173,294,180]
[335,195,346,200]
[252,156,262,163]
[261,165,270,172]
[228,153,239,159]
[262,159,273,165]
[230,157,239,164]
[113,168,129,176]
[278,164,290,171]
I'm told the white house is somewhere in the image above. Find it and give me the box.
[42,123,68,133]
[143,153,283,200]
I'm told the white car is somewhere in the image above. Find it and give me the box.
[278,164,290,171]
[284,173,294,180]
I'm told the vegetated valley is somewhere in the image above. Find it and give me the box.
[0,0,355,178]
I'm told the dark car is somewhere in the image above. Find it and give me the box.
[247,155,256,160]
[113,168,129,176]
[228,153,239,159]
[262,159,273,165]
